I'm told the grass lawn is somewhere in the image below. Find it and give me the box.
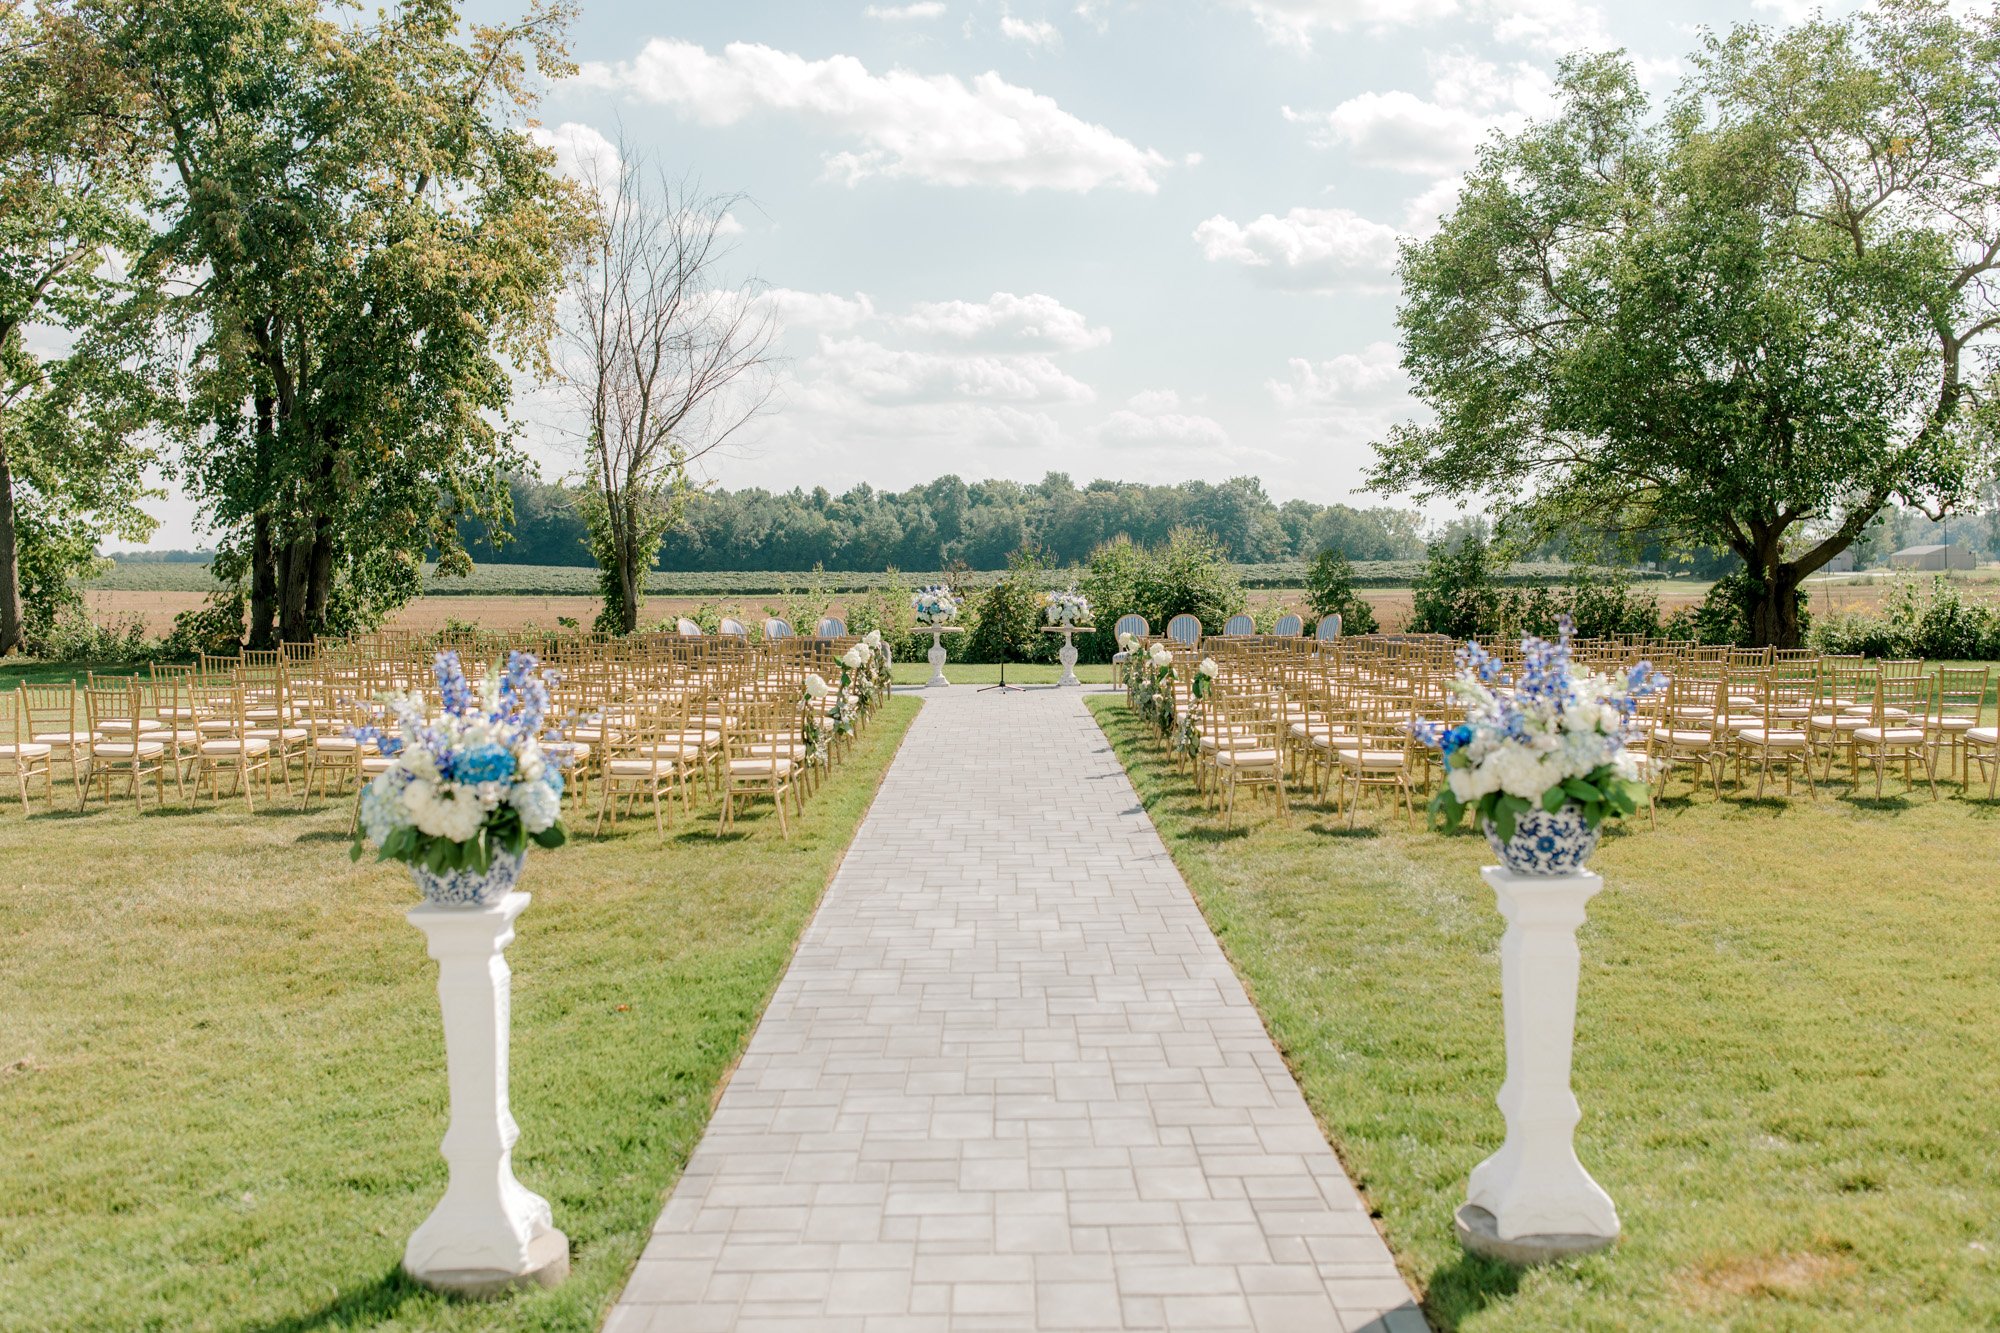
[0,696,919,1333]
[1088,696,2000,1332]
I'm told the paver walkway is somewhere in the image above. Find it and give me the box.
[607,684,1424,1332]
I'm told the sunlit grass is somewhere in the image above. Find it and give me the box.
[1089,696,2000,1332]
[0,697,919,1333]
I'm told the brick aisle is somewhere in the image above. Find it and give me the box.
[605,684,1425,1332]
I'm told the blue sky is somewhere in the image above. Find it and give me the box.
[142,0,1825,548]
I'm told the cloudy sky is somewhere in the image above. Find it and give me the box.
[141,0,1819,548]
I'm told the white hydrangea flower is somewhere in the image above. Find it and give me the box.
[804,672,830,698]
[510,778,561,834]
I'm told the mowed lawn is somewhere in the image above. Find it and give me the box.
[1089,697,2000,1332]
[0,697,919,1333]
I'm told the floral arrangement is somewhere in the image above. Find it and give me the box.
[1132,642,1177,732]
[1415,618,1663,842]
[912,585,959,626]
[1044,589,1091,626]
[352,651,569,877]
[1192,655,1218,700]
[801,672,832,765]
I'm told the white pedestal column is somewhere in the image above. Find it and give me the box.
[1056,627,1080,687]
[926,630,950,688]
[404,892,568,1297]
[1458,867,1619,1263]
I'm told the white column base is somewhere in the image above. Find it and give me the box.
[926,633,950,688]
[1057,629,1080,687]
[1464,867,1620,1249]
[403,892,567,1295]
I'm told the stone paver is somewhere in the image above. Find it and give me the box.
[608,684,1426,1332]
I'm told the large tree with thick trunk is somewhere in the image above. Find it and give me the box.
[1372,1,2000,648]
[0,0,161,655]
[94,0,592,646]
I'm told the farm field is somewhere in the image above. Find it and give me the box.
[0,697,921,1333]
[1089,696,2000,1331]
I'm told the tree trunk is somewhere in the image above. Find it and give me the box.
[248,510,278,649]
[1746,558,1804,650]
[0,442,23,656]
[278,532,314,643]
[615,540,641,636]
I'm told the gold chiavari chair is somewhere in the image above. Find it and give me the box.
[138,668,205,801]
[193,679,277,810]
[719,691,800,839]
[1929,666,1990,786]
[1334,693,1419,828]
[1848,671,1937,799]
[1726,668,1816,799]
[82,677,169,811]
[22,681,90,802]
[1,685,54,813]
[1209,688,1288,827]
[597,698,694,839]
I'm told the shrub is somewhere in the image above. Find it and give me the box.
[1408,534,1501,639]
[165,593,246,658]
[1304,547,1379,635]
[1809,575,2000,659]
[967,550,1051,664]
[26,605,155,662]
[1132,527,1245,637]
[1663,572,1811,647]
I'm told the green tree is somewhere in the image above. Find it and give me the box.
[99,0,593,645]
[1408,534,1502,640]
[0,1,162,653]
[1374,4,2000,649]
[1303,547,1379,634]
[968,548,1047,665]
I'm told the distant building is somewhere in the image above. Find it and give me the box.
[1822,549,1857,573]
[1889,543,1977,571]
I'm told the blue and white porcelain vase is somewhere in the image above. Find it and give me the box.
[1482,803,1600,876]
[409,847,527,908]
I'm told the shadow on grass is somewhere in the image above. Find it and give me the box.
[1303,820,1384,841]
[292,829,352,845]
[245,1265,432,1333]
[1419,1250,1525,1331]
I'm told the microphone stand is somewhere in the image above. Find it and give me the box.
[979,634,1025,693]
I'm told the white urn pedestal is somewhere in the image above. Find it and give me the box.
[1041,624,1093,688]
[1456,866,1620,1265]
[403,892,569,1298]
[920,626,964,688]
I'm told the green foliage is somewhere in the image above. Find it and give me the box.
[164,593,245,659]
[1663,571,1810,647]
[967,550,1049,664]
[1376,10,2000,647]
[461,470,1432,571]
[1429,762,1646,841]
[23,604,153,662]
[1811,575,2000,659]
[1408,535,1500,639]
[1412,535,1667,640]
[1304,547,1379,635]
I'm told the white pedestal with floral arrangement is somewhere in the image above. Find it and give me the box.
[1041,624,1094,688]
[1456,866,1619,1264]
[403,891,569,1296]
[919,625,964,688]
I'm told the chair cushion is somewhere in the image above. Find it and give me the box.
[1651,728,1714,745]
[607,758,678,776]
[1735,728,1808,746]
[312,736,369,752]
[246,727,307,743]
[1854,727,1926,743]
[31,731,94,747]
[139,729,204,744]
[95,740,167,758]
[1968,726,1998,744]
[728,757,794,776]
[1809,714,1866,730]
[200,738,271,756]
[95,719,161,734]
[1215,749,1280,767]
[0,742,52,759]
[1337,749,1409,769]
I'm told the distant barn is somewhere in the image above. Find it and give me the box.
[1888,543,1976,571]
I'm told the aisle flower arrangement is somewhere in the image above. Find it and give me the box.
[801,672,832,765]
[1044,588,1091,626]
[1134,642,1177,732]
[1415,618,1662,871]
[352,651,569,903]
[913,585,960,626]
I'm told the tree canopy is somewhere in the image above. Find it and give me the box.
[1373,0,2000,647]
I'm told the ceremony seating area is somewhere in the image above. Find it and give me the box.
[1118,621,1997,826]
[0,628,895,840]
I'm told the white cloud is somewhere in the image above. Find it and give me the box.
[1284,53,1558,174]
[1192,206,1402,291]
[1000,14,1062,47]
[1401,174,1465,234]
[812,337,1095,405]
[1481,0,1607,55]
[1221,0,1457,49]
[578,40,1171,193]
[865,2,947,19]
[891,292,1109,352]
[759,288,878,332]
[715,211,746,236]
[527,121,620,184]
[1095,390,1231,450]
[1267,341,1406,410]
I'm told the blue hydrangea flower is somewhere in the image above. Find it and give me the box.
[456,744,517,785]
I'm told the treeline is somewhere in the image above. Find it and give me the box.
[458,472,1430,571]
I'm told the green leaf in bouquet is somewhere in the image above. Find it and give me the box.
[532,824,568,850]
[1541,786,1568,813]
[1563,778,1604,803]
